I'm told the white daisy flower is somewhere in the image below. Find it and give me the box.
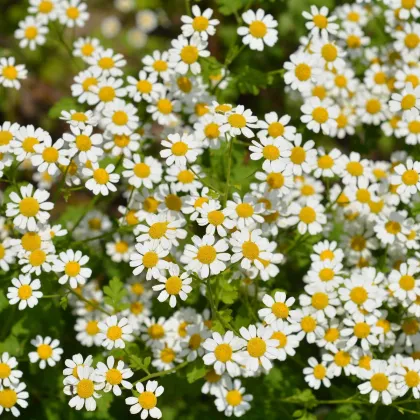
[11,124,50,162]
[222,105,258,139]
[388,262,420,302]
[303,5,338,40]
[28,335,63,369]
[125,380,164,419]
[142,50,172,80]
[160,132,201,167]
[301,97,339,135]
[226,192,264,229]
[58,0,89,28]
[73,37,102,62]
[304,357,332,390]
[0,57,27,89]
[270,319,299,361]
[181,6,219,40]
[83,163,120,196]
[237,9,278,51]
[215,378,253,417]
[196,200,236,237]
[130,241,169,280]
[6,184,53,231]
[0,382,29,417]
[54,249,92,289]
[14,16,48,50]
[287,198,326,235]
[87,48,127,77]
[97,315,134,350]
[126,70,161,103]
[31,136,69,175]
[122,155,162,189]
[0,353,23,387]
[63,354,93,385]
[102,99,139,135]
[7,274,42,310]
[60,110,98,130]
[258,291,295,324]
[392,159,420,196]
[95,355,133,396]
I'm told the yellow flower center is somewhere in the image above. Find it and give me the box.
[115,241,129,253]
[180,46,199,64]
[0,130,13,146]
[171,141,188,156]
[247,337,266,357]
[139,392,157,409]
[130,301,144,315]
[401,94,416,110]
[165,194,181,211]
[313,14,328,28]
[214,343,232,362]
[320,249,334,260]
[93,168,109,185]
[313,364,326,379]
[196,245,217,264]
[25,26,38,40]
[290,146,306,164]
[350,286,368,304]
[295,63,311,81]
[98,57,114,70]
[21,232,41,251]
[114,134,130,147]
[0,389,17,409]
[177,76,192,92]
[18,284,32,300]
[325,328,339,342]
[321,43,338,62]
[236,203,254,218]
[157,98,173,114]
[226,390,243,407]
[370,373,389,392]
[86,320,99,335]
[356,188,371,203]
[107,325,123,341]
[318,155,334,169]
[66,6,80,19]
[99,86,116,102]
[299,206,316,224]
[402,169,419,185]
[29,249,46,266]
[165,276,182,295]
[149,222,168,239]
[143,251,159,268]
[334,350,351,367]
[82,77,97,91]
[350,235,366,251]
[178,169,194,184]
[205,369,221,383]
[19,197,39,217]
[242,241,260,260]
[403,319,419,335]
[106,368,122,385]
[249,20,267,38]
[228,113,247,128]
[137,80,152,93]
[335,75,347,87]
[189,333,202,350]
[39,0,53,13]
[312,107,329,124]
[22,136,39,153]
[271,302,289,318]
[153,60,168,72]
[405,33,420,49]
[346,161,363,176]
[301,315,316,332]
[319,268,334,282]
[148,324,164,339]
[204,123,220,139]
[0,363,11,379]
[405,370,420,387]
[374,72,387,85]
[42,147,59,163]
[366,99,381,114]
[81,43,94,56]
[377,319,391,333]
[208,210,225,226]
[112,111,128,126]
[262,145,280,161]
[311,292,329,310]
[65,261,81,277]
[192,16,209,31]
[2,66,18,80]
[385,221,401,235]
[400,274,415,291]
[75,134,92,151]
[77,379,94,399]
[271,331,287,348]
[37,343,53,360]
[133,163,151,178]
[354,322,370,338]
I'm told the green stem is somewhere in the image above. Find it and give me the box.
[134,361,189,385]
[69,194,100,237]
[66,285,112,316]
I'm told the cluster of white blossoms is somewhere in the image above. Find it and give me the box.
[4,0,420,418]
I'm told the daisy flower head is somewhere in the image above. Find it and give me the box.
[238,324,278,372]
[6,184,53,231]
[7,274,42,310]
[314,148,343,178]
[152,263,192,308]
[29,335,63,369]
[64,365,102,411]
[97,315,134,350]
[258,291,295,324]
[226,192,264,229]
[374,210,410,245]
[11,124,50,162]
[74,316,103,347]
[215,378,253,417]
[0,57,27,90]
[181,5,219,40]
[125,380,164,419]
[389,83,420,119]
[237,9,278,51]
[388,262,420,302]
[28,0,61,22]
[146,90,181,126]
[58,0,89,28]
[105,235,133,263]
[0,238,14,272]
[283,51,321,93]
[394,357,420,398]
[0,121,19,153]
[180,322,212,362]
[270,319,300,361]
[83,163,120,196]
[288,198,326,235]
[89,76,127,111]
[222,105,258,138]
[196,199,235,237]
[312,38,346,71]
[71,68,102,105]
[87,48,127,77]
[95,355,133,396]
[126,70,161,103]
[194,113,228,149]
[15,16,48,50]
[393,22,420,62]
[285,134,317,175]
[341,312,381,351]
[130,241,169,280]
[122,155,162,189]
[289,307,325,343]
[0,353,22,387]
[63,124,103,163]
[142,50,172,80]
[301,97,339,135]
[63,353,93,385]
[358,359,396,405]
[299,282,339,320]
[160,132,201,167]
[32,136,69,175]
[60,109,98,130]
[73,37,102,62]
[169,34,210,75]
[203,331,245,377]
[302,6,338,40]
[257,112,296,141]
[54,249,92,289]
[181,234,230,279]
[249,136,292,168]
[0,382,29,417]
[304,357,333,390]
[392,159,420,196]
[135,212,187,249]
[102,99,139,136]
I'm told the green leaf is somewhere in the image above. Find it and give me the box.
[59,296,68,310]
[186,360,208,383]
[103,277,128,312]
[216,0,244,16]
[218,277,238,305]
[129,355,151,372]
[234,66,272,95]
[293,410,317,420]
[0,290,9,313]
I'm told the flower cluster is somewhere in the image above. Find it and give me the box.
[3,0,420,418]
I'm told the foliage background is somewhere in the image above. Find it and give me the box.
[0,0,415,419]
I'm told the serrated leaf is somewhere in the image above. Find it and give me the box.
[234,66,272,95]
[59,296,68,310]
[216,0,244,16]
[186,360,208,383]
[103,277,128,311]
